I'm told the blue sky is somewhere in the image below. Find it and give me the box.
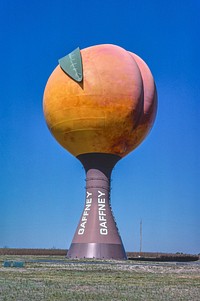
[1,0,200,254]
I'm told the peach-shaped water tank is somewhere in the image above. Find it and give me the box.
[43,44,157,158]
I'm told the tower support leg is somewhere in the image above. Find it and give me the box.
[67,153,127,260]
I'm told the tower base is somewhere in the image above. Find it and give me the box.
[67,243,127,259]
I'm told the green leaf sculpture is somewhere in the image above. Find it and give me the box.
[58,47,83,82]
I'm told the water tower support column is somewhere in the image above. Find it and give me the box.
[67,153,127,260]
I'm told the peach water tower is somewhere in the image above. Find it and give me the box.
[43,44,157,259]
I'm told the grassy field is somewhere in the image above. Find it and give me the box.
[0,255,199,301]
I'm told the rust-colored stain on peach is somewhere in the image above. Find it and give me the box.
[43,44,157,157]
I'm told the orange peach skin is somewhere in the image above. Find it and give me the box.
[43,44,157,157]
[127,52,157,150]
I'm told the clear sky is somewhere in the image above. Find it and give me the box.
[1,0,199,254]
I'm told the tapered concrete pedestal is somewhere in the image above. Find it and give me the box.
[67,153,127,260]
